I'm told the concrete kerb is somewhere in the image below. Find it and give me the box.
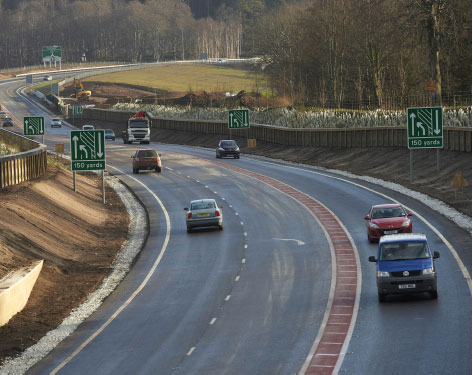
[0,155,150,374]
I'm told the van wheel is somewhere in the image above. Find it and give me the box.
[430,291,438,299]
[187,227,192,233]
[219,224,223,230]
[378,292,386,302]
[156,167,162,173]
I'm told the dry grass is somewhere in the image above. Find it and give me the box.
[83,64,273,97]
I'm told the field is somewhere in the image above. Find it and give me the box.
[82,64,272,97]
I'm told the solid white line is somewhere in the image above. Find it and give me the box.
[50,165,171,375]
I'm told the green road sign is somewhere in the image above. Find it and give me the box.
[42,46,62,62]
[24,116,44,136]
[71,105,83,115]
[228,109,249,129]
[70,130,106,171]
[407,107,443,149]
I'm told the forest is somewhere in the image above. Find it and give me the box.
[0,0,470,108]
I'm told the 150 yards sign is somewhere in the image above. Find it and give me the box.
[407,107,443,149]
[70,130,105,171]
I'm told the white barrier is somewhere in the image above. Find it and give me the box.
[0,260,43,326]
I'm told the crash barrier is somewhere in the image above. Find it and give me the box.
[0,129,47,188]
[83,108,472,152]
[0,260,43,326]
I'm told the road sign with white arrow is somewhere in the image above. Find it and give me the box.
[228,109,250,129]
[23,116,45,136]
[70,130,105,171]
[407,107,443,149]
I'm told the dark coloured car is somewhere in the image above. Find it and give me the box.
[185,199,223,233]
[132,149,162,174]
[105,129,115,140]
[369,233,439,302]
[365,204,413,242]
[216,139,240,159]
[2,117,13,127]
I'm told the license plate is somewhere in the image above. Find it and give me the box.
[384,230,398,235]
[398,284,416,289]
[197,213,210,217]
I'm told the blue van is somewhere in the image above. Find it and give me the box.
[369,233,439,302]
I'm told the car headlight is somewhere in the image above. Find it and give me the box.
[219,147,224,151]
[235,147,240,151]
[401,219,411,227]
[422,267,435,275]
[377,271,390,277]
[370,222,379,229]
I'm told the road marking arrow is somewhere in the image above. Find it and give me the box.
[272,238,305,246]
[97,134,103,158]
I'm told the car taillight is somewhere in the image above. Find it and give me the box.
[153,157,158,162]
[187,212,192,219]
[135,158,140,162]
[215,210,220,217]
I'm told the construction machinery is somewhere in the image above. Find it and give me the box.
[72,78,91,101]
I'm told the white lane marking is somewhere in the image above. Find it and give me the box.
[235,212,239,216]
[166,167,173,171]
[235,276,240,282]
[260,159,472,293]
[242,259,246,264]
[209,318,217,325]
[50,165,171,375]
[272,238,305,246]
[240,221,244,225]
[225,295,231,301]
[187,347,196,356]
[244,245,248,249]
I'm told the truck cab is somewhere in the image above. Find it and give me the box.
[368,233,439,302]
[122,111,150,144]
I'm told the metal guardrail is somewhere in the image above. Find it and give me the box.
[0,129,47,188]
[83,108,472,152]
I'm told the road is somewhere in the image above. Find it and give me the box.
[1,73,471,375]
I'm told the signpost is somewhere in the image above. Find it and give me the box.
[42,46,62,68]
[70,130,106,203]
[51,83,59,95]
[24,116,45,143]
[406,106,443,177]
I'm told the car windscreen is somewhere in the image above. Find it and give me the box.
[379,241,429,261]
[137,150,156,158]
[130,121,148,128]
[220,141,236,147]
[191,201,216,210]
[105,130,114,134]
[372,207,405,219]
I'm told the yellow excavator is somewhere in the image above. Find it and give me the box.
[72,78,91,101]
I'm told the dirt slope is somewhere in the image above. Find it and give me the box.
[0,157,129,364]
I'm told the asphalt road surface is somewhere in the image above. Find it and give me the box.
[1,73,470,375]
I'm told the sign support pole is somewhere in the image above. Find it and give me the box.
[410,150,413,179]
[437,149,440,172]
[102,171,105,204]
[73,172,76,192]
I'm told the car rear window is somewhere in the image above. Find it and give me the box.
[137,150,157,158]
[379,241,429,261]
[191,201,216,210]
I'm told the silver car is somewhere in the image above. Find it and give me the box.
[185,199,223,233]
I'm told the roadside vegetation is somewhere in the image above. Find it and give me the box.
[113,103,472,129]
[0,143,19,156]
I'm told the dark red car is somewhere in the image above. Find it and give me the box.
[132,149,162,174]
[364,204,413,242]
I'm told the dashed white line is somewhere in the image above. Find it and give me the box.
[235,276,240,282]
[242,258,246,264]
[187,347,196,356]
[225,295,231,301]
[209,318,217,325]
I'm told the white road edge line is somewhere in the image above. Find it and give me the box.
[50,165,171,375]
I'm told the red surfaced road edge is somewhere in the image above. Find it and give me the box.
[212,161,360,375]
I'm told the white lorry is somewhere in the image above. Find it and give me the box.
[122,111,151,144]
